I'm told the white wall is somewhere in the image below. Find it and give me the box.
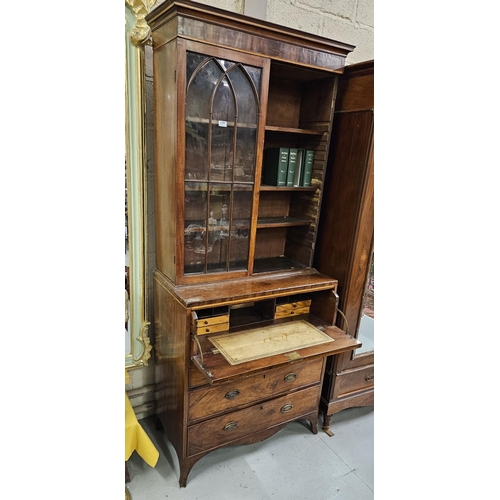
[126,0,374,418]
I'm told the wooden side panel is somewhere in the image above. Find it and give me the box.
[314,111,374,319]
[336,62,374,112]
[153,40,179,282]
[154,271,189,460]
[310,289,338,325]
[342,151,373,340]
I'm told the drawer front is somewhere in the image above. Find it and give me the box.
[188,385,320,456]
[274,306,310,319]
[275,300,311,319]
[192,313,230,328]
[194,321,229,335]
[189,357,323,421]
[337,364,374,396]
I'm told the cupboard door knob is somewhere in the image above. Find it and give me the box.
[225,389,240,400]
[205,328,210,333]
[281,403,293,413]
[292,303,297,308]
[223,421,238,431]
[204,320,209,325]
[364,374,374,382]
[284,373,297,383]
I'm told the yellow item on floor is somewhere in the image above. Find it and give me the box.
[125,392,159,467]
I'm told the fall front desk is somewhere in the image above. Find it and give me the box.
[125,391,159,468]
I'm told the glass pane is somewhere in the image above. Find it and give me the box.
[207,184,231,273]
[211,76,236,182]
[229,65,259,182]
[186,56,223,180]
[186,52,206,83]
[235,127,257,182]
[184,182,208,275]
[217,58,237,72]
[186,121,209,181]
[229,184,252,271]
[245,65,262,95]
[355,252,374,355]
[229,65,257,125]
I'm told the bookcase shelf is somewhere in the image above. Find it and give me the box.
[252,256,307,274]
[260,185,316,192]
[257,216,311,228]
[265,125,323,136]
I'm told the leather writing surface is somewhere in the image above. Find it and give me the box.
[209,320,333,365]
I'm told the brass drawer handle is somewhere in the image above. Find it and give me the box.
[225,389,240,400]
[364,374,374,382]
[284,373,297,383]
[223,421,238,431]
[281,403,293,413]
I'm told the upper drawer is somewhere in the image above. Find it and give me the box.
[189,357,323,421]
[188,384,321,456]
[191,307,229,335]
[275,299,311,319]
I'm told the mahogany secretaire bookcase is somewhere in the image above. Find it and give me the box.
[146,0,360,486]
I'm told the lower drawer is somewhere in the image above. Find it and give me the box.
[336,364,374,396]
[189,357,323,421]
[188,384,320,456]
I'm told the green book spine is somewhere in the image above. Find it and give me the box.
[293,149,305,186]
[302,150,315,187]
[263,147,289,186]
[286,148,298,186]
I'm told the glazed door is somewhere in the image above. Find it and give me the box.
[182,43,269,282]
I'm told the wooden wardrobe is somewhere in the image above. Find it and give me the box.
[313,60,375,435]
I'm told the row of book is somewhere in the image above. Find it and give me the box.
[263,147,314,187]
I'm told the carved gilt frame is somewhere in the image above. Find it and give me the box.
[125,0,155,368]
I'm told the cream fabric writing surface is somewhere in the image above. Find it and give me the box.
[209,320,333,365]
